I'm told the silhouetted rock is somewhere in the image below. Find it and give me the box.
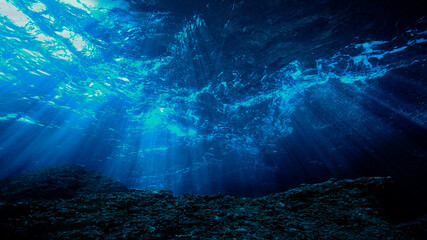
[0,169,418,239]
[396,215,427,240]
[0,164,128,201]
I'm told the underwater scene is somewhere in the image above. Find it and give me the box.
[0,0,426,239]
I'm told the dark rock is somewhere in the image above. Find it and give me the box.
[0,168,419,239]
[396,215,427,240]
[0,164,128,201]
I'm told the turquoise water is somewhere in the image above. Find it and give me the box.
[0,0,426,196]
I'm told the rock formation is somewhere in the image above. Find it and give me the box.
[1,165,425,239]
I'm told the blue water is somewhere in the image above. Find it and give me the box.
[0,0,426,196]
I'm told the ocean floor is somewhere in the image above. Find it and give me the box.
[0,165,425,239]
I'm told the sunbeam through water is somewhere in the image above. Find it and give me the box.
[0,0,426,201]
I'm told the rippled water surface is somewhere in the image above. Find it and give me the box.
[0,0,425,196]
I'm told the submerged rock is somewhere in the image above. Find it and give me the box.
[0,164,128,201]
[0,165,421,239]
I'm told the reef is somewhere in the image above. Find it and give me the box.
[0,165,425,239]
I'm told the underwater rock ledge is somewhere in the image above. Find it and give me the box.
[0,165,423,239]
[0,164,128,201]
